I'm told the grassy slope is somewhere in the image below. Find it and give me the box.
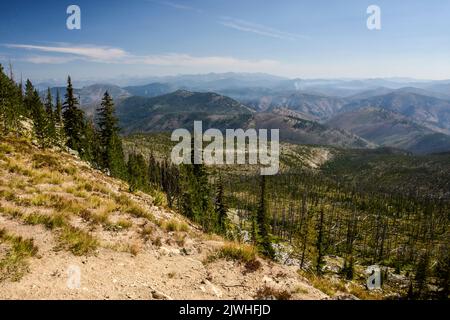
[0,135,326,300]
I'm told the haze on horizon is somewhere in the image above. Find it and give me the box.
[1,0,450,83]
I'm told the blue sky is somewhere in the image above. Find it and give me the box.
[1,0,450,83]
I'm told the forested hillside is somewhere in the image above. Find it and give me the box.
[1,64,449,300]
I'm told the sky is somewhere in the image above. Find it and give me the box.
[1,0,450,83]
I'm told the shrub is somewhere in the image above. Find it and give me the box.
[23,213,66,230]
[151,189,168,207]
[58,227,98,256]
[0,229,38,282]
[126,204,154,221]
[255,286,292,300]
[140,224,153,240]
[152,236,162,247]
[162,219,189,232]
[206,243,257,264]
[32,153,59,170]
[116,218,132,229]
[174,233,187,247]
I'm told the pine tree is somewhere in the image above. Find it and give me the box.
[83,118,101,166]
[0,64,23,134]
[148,153,160,187]
[62,76,85,153]
[415,252,430,299]
[315,208,325,275]
[178,138,216,232]
[53,90,66,146]
[434,248,449,300]
[127,152,148,192]
[160,159,179,208]
[96,91,126,178]
[23,80,48,147]
[256,175,275,258]
[44,87,56,142]
[215,177,229,234]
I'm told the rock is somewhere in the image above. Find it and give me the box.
[333,293,359,300]
[204,280,223,298]
[151,290,172,300]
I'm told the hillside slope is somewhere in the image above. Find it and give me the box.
[0,135,326,300]
[327,107,450,154]
[340,92,450,134]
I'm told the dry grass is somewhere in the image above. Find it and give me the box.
[127,242,141,256]
[0,228,38,282]
[23,213,67,230]
[125,203,154,221]
[152,236,162,247]
[298,270,382,299]
[174,232,187,247]
[140,224,154,241]
[58,226,98,256]
[162,219,189,232]
[206,242,257,265]
[254,285,292,300]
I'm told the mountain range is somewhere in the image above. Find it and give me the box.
[40,73,450,154]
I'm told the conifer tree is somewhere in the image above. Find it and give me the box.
[83,118,101,166]
[215,177,229,234]
[62,76,85,153]
[96,91,126,178]
[23,80,48,147]
[434,248,449,300]
[53,90,65,146]
[127,152,148,192]
[315,208,326,275]
[256,175,275,258]
[160,159,179,208]
[0,64,23,134]
[415,252,430,298]
[44,87,56,141]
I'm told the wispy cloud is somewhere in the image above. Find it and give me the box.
[24,55,77,64]
[219,17,306,41]
[134,53,279,69]
[5,43,127,62]
[5,43,281,72]
[156,1,203,13]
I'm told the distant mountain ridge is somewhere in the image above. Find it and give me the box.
[116,90,375,149]
[40,73,450,153]
[327,107,450,154]
[341,91,450,134]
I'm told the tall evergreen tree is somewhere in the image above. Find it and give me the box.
[83,118,101,166]
[53,90,65,146]
[96,91,126,178]
[0,64,23,134]
[179,138,216,232]
[62,76,85,153]
[215,177,229,234]
[44,87,56,141]
[256,175,275,258]
[414,252,430,299]
[315,208,326,275]
[23,80,48,147]
[127,152,148,192]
